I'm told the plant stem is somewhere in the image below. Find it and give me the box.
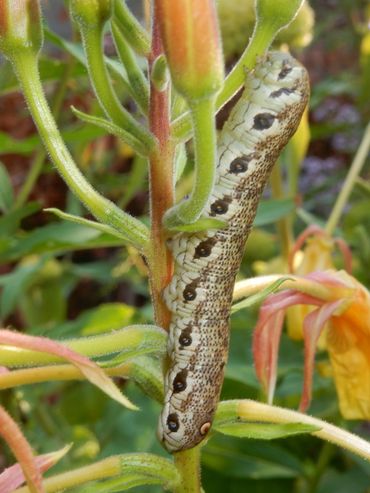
[228,400,370,462]
[233,274,335,303]
[307,441,334,493]
[165,97,217,227]
[0,363,131,389]
[147,12,174,330]
[0,325,165,367]
[79,22,155,151]
[325,121,370,236]
[13,54,75,209]
[173,447,202,493]
[14,457,122,493]
[270,163,293,267]
[111,21,149,114]
[0,405,44,493]
[10,50,149,250]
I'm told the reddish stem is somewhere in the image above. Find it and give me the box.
[147,8,174,330]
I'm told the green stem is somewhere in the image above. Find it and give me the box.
[173,447,202,493]
[0,362,131,389]
[113,0,150,56]
[14,457,122,493]
[79,23,155,151]
[165,97,217,226]
[307,441,334,493]
[13,55,75,209]
[171,25,275,142]
[111,21,149,114]
[11,50,149,250]
[325,121,370,235]
[0,325,164,367]
[270,162,293,267]
[217,400,370,462]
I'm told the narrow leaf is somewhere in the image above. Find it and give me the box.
[71,106,148,157]
[0,161,14,212]
[231,277,294,313]
[215,421,320,440]
[45,208,130,242]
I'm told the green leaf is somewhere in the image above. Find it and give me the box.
[0,162,14,211]
[0,222,125,263]
[45,208,131,242]
[231,277,294,314]
[0,202,40,236]
[215,422,320,440]
[118,155,148,209]
[71,106,149,157]
[254,199,295,226]
[79,303,135,336]
[203,434,304,479]
[0,257,47,319]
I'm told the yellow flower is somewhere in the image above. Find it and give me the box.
[327,271,370,419]
[286,226,352,344]
[253,270,370,419]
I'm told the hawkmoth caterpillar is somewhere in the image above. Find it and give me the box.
[158,52,309,452]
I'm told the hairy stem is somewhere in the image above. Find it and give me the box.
[325,121,370,235]
[147,12,174,330]
[14,457,122,493]
[164,97,217,227]
[173,447,202,493]
[270,163,293,267]
[10,50,149,250]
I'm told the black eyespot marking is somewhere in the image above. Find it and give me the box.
[183,279,199,302]
[179,325,192,347]
[194,237,217,258]
[253,113,275,130]
[278,64,292,80]
[229,155,252,174]
[210,199,230,216]
[270,87,294,98]
[173,369,188,393]
[167,413,180,432]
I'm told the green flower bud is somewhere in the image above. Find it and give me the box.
[70,0,112,29]
[0,0,43,58]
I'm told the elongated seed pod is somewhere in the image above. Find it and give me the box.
[158,52,310,452]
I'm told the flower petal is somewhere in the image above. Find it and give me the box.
[300,299,345,412]
[0,445,71,492]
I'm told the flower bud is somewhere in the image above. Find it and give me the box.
[156,0,224,101]
[0,0,43,57]
[70,0,112,29]
[256,0,305,36]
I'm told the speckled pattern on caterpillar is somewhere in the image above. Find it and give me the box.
[158,52,310,453]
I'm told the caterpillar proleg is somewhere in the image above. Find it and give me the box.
[158,52,309,452]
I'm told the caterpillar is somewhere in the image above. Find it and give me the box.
[158,52,310,453]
